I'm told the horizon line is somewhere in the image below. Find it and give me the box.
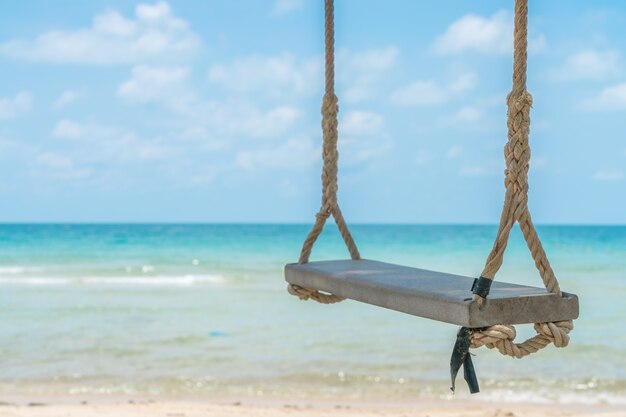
[0,222,624,227]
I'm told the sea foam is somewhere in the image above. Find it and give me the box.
[0,274,226,286]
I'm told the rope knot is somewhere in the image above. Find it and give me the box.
[316,208,332,220]
[506,91,532,137]
[287,283,312,300]
[507,91,533,112]
[471,324,524,358]
[470,320,574,359]
[321,93,338,117]
[534,320,573,348]
[471,324,515,348]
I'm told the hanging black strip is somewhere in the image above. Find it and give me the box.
[450,327,480,394]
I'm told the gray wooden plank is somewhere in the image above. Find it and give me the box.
[284,259,579,328]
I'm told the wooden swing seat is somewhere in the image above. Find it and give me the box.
[285,259,579,328]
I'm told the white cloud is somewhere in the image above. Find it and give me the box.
[593,170,624,181]
[446,146,463,159]
[433,11,545,56]
[449,73,478,94]
[455,106,481,122]
[244,106,301,137]
[340,133,393,165]
[335,113,393,165]
[118,65,301,139]
[555,50,620,82]
[338,47,399,102]
[37,152,74,169]
[179,127,229,152]
[272,0,304,16]
[391,73,476,107]
[211,104,301,139]
[441,106,483,126]
[0,91,32,119]
[336,110,393,165]
[236,137,317,170]
[339,47,399,73]
[459,166,489,177]
[94,10,136,36]
[235,115,391,171]
[53,119,87,139]
[51,119,174,162]
[391,81,446,106]
[208,47,398,103]
[208,46,399,102]
[117,65,190,103]
[434,11,510,55]
[584,83,626,110]
[133,140,172,160]
[34,152,92,180]
[350,141,392,163]
[0,1,199,65]
[208,53,320,96]
[53,119,132,144]
[53,90,81,109]
[340,111,384,136]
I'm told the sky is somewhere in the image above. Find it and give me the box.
[0,0,625,224]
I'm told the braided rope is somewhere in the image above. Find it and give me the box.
[472,0,574,357]
[287,0,360,304]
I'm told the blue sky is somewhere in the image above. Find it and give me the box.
[0,0,625,223]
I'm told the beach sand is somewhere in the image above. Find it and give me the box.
[1,400,624,417]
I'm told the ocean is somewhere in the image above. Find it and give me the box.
[0,224,625,404]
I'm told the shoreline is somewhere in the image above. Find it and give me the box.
[1,397,625,417]
[1,398,625,417]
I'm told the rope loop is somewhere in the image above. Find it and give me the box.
[289,0,360,303]
[471,320,573,358]
[287,283,345,304]
[481,0,557,296]
[473,0,573,360]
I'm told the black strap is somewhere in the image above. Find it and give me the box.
[450,327,480,394]
[471,276,493,298]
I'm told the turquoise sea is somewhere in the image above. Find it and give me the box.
[0,224,625,404]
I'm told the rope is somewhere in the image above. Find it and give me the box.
[471,0,574,357]
[288,0,360,304]
[472,321,573,358]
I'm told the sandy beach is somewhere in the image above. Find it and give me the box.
[1,400,625,417]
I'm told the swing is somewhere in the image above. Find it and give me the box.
[285,0,579,393]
